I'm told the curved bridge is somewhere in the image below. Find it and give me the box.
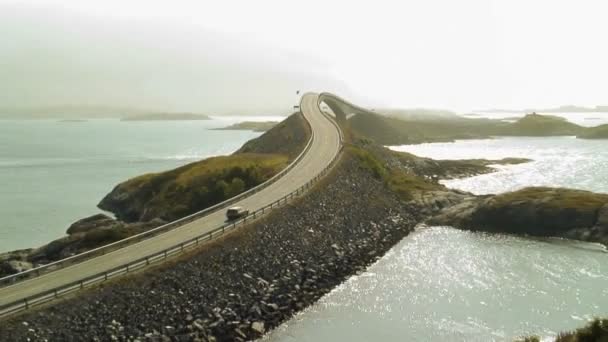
[318,92,376,124]
[0,92,349,318]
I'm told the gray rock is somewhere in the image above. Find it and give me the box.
[251,321,265,334]
[67,214,118,235]
[597,203,608,227]
[0,260,33,275]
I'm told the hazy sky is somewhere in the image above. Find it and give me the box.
[2,0,607,112]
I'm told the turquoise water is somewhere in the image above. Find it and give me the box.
[0,117,277,252]
[267,136,608,341]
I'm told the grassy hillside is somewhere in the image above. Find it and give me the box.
[348,112,495,145]
[99,153,288,222]
[499,113,584,136]
[578,124,608,139]
[236,112,311,158]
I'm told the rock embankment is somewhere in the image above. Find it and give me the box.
[0,215,166,276]
[0,148,420,341]
[429,187,608,246]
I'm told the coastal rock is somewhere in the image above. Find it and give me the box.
[596,203,608,227]
[429,187,608,245]
[0,260,33,275]
[67,214,118,235]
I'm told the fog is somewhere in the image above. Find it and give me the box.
[0,5,351,116]
[2,1,608,115]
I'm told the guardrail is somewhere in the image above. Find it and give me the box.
[0,99,315,288]
[0,97,344,319]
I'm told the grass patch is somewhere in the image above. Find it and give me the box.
[347,145,442,201]
[556,318,608,341]
[490,187,608,212]
[100,153,289,222]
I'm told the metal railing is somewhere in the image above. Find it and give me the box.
[0,100,316,288]
[0,98,344,319]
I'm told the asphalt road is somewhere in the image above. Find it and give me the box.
[0,92,341,309]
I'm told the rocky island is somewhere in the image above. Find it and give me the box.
[578,123,608,139]
[213,121,278,132]
[429,187,608,246]
[349,110,603,145]
[121,113,211,121]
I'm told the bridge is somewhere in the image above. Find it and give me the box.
[0,92,366,318]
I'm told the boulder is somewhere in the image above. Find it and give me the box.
[596,204,608,227]
[0,260,33,275]
[67,214,118,234]
[429,187,608,245]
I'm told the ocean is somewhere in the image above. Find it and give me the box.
[0,116,279,252]
[267,134,608,341]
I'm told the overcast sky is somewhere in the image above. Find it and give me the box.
[1,0,607,112]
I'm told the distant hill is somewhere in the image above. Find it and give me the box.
[479,105,608,113]
[578,124,608,139]
[213,121,278,132]
[378,108,461,121]
[121,113,211,121]
[348,111,597,145]
[0,105,150,119]
[499,113,583,136]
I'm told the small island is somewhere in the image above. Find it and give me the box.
[121,113,211,121]
[213,121,278,132]
[577,124,608,139]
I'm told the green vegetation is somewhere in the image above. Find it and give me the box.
[501,113,583,136]
[237,112,311,159]
[556,318,608,341]
[578,124,608,139]
[347,145,443,200]
[80,228,131,248]
[470,187,608,235]
[348,146,387,179]
[490,187,608,210]
[99,153,288,222]
[519,319,608,342]
[515,337,540,342]
[348,111,602,145]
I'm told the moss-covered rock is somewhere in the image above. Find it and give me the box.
[430,187,608,245]
[98,153,288,222]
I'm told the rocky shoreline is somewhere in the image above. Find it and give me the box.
[1,147,425,341]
